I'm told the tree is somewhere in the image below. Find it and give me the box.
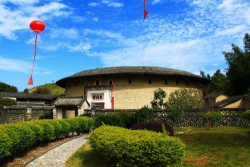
[0,82,18,92]
[223,33,250,95]
[151,88,167,109]
[23,88,29,93]
[167,88,202,111]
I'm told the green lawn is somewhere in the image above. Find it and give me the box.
[66,126,250,167]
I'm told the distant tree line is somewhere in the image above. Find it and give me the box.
[201,33,250,96]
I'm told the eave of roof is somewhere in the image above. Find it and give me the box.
[0,92,58,100]
[56,66,210,88]
[214,95,247,108]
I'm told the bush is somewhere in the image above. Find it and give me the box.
[0,98,16,106]
[36,120,55,141]
[0,127,12,160]
[243,110,250,122]
[73,117,94,133]
[57,119,71,137]
[167,111,181,123]
[90,126,185,167]
[66,119,80,134]
[134,106,155,123]
[46,120,62,138]
[204,111,222,128]
[21,121,43,143]
[94,113,125,128]
[131,120,174,136]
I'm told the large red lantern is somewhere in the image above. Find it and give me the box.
[27,20,46,85]
[30,20,46,33]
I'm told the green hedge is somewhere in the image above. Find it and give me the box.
[0,116,94,161]
[90,126,185,167]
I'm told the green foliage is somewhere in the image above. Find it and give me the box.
[0,117,94,161]
[29,83,65,95]
[94,113,126,128]
[0,127,12,160]
[90,126,185,167]
[36,120,55,141]
[167,88,202,111]
[66,119,80,134]
[131,120,174,136]
[0,82,18,92]
[94,112,137,129]
[242,110,250,122]
[58,119,71,137]
[151,88,167,109]
[134,106,155,123]
[204,111,222,128]
[73,117,94,133]
[167,111,182,123]
[32,87,51,94]
[0,98,16,106]
[223,33,250,95]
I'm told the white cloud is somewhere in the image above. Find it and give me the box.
[93,17,99,22]
[49,28,79,39]
[102,0,123,8]
[88,2,99,7]
[0,1,70,40]
[215,25,247,36]
[218,0,242,11]
[0,56,31,73]
[152,0,161,5]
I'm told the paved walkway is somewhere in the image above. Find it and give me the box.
[26,135,89,167]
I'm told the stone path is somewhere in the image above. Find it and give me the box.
[26,135,89,167]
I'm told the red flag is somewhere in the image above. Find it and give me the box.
[144,8,148,20]
[28,75,33,85]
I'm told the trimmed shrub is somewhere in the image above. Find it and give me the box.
[134,106,155,123]
[17,121,43,143]
[57,119,71,137]
[73,117,94,133]
[46,120,62,138]
[90,126,185,167]
[0,127,12,160]
[243,110,250,122]
[131,120,174,136]
[36,120,55,141]
[66,119,80,134]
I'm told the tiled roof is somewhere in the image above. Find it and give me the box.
[56,66,210,88]
[53,97,88,106]
[214,95,247,108]
[0,92,58,100]
[204,92,224,99]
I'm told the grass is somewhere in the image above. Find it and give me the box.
[66,126,250,167]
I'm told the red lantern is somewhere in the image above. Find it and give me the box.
[27,20,46,85]
[30,20,46,33]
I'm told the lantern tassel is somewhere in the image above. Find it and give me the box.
[27,34,38,85]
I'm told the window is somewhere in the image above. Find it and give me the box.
[109,80,113,85]
[186,82,189,86]
[165,80,168,85]
[95,80,100,86]
[148,79,152,84]
[92,94,104,101]
[176,81,179,85]
[85,82,88,86]
[128,79,132,84]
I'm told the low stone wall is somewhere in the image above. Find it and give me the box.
[0,106,53,124]
[85,108,249,127]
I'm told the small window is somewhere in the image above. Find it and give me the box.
[92,94,104,101]
[165,80,168,85]
[128,79,132,84]
[148,80,152,84]
[95,80,100,86]
[176,81,179,85]
[85,82,88,86]
[109,80,113,85]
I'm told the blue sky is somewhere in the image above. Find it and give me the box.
[0,0,250,92]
